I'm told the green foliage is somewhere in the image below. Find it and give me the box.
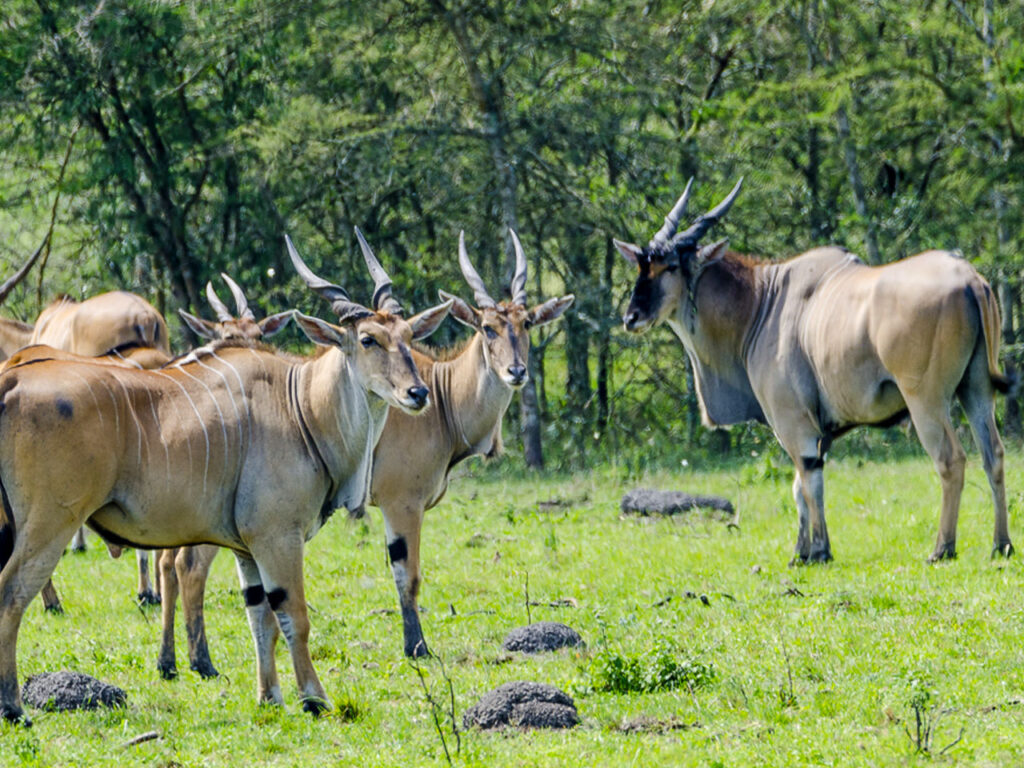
[3,456,1024,764]
[3,0,1024,463]
[581,646,714,695]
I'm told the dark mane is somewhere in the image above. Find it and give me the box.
[722,249,765,268]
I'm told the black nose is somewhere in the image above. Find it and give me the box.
[623,310,640,330]
[507,365,527,383]
[407,386,428,408]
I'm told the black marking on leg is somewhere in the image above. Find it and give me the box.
[388,537,408,564]
[266,587,287,610]
[55,398,73,419]
[802,456,825,471]
[243,585,265,607]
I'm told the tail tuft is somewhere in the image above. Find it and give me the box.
[0,491,13,571]
[993,371,1019,397]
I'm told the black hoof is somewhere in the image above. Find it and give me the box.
[301,697,330,717]
[807,550,833,564]
[404,640,430,659]
[137,590,162,607]
[927,548,957,563]
[1,707,30,727]
[788,555,809,568]
[70,544,87,554]
[992,543,1015,559]
[44,602,65,615]
[191,660,219,679]
[157,662,178,681]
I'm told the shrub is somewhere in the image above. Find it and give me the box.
[583,647,713,695]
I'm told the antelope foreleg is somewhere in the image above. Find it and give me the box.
[248,539,328,715]
[234,553,282,706]
[383,506,428,658]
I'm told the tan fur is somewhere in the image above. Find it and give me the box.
[162,286,573,665]
[0,304,431,722]
[0,292,171,610]
[625,244,1011,564]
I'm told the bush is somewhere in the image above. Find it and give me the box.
[582,647,713,695]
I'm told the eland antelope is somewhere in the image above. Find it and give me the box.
[616,178,1012,564]
[147,229,573,672]
[0,235,451,724]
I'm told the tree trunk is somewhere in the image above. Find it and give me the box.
[999,279,1020,439]
[835,105,880,264]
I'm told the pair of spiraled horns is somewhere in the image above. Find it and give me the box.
[651,177,744,248]
[206,274,255,322]
[288,227,531,316]
[286,227,403,322]
[457,229,527,309]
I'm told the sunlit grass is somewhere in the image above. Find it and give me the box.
[3,452,1024,766]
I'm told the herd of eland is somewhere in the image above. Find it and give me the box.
[0,179,1013,725]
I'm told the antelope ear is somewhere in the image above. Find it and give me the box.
[438,290,480,329]
[293,311,349,349]
[697,238,729,265]
[613,239,643,265]
[528,294,574,328]
[258,310,294,339]
[409,297,454,341]
[178,309,219,340]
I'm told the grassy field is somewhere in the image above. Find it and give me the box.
[3,451,1024,766]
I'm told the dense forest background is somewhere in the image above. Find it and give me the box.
[1,0,1022,470]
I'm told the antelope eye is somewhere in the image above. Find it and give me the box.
[360,336,377,348]
[665,264,680,273]
[483,326,498,340]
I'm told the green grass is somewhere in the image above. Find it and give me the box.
[4,452,1024,766]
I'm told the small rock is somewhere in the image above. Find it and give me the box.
[620,488,734,517]
[22,671,126,712]
[463,681,579,730]
[502,622,584,654]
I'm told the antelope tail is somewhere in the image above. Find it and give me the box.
[0,473,13,573]
[969,279,1015,395]
[0,381,16,572]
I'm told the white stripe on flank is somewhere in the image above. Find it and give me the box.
[99,378,120,435]
[109,370,145,466]
[144,387,172,492]
[152,370,210,496]
[211,351,252,449]
[197,356,244,450]
[177,365,230,477]
[67,370,104,428]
